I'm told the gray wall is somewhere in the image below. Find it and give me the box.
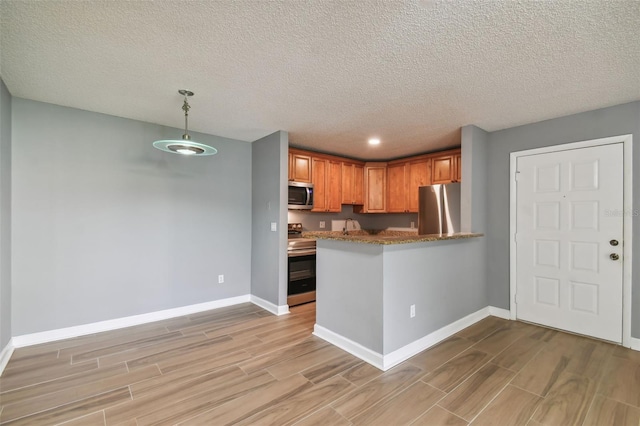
[316,240,384,353]
[316,237,487,355]
[251,131,289,306]
[383,238,487,353]
[288,205,418,231]
[11,98,252,335]
[485,101,640,337]
[461,125,489,233]
[0,80,11,348]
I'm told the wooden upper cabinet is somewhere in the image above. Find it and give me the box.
[327,161,343,212]
[353,164,364,205]
[341,162,364,205]
[387,163,407,213]
[431,149,461,184]
[289,151,312,183]
[386,158,431,213]
[407,158,432,212]
[289,146,459,214]
[312,158,342,212]
[360,163,387,213]
[311,158,327,212]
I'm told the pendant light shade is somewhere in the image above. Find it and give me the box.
[153,90,218,156]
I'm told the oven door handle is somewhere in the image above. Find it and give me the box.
[288,249,317,257]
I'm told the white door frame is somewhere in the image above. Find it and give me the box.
[509,134,633,347]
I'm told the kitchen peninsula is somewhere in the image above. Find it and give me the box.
[309,231,486,371]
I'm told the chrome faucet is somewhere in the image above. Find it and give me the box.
[343,218,354,235]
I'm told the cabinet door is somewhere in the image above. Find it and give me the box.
[353,164,364,205]
[407,159,431,212]
[288,153,293,181]
[365,164,387,213]
[327,161,343,212]
[311,158,327,212]
[454,153,462,182]
[341,163,354,204]
[291,153,312,183]
[387,163,407,213]
[432,155,454,184]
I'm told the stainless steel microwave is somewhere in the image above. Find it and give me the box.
[288,181,314,210]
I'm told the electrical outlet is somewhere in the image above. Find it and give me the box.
[410,304,416,318]
[218,275,224,284]
[410,221,415,229]
[319,221,325,229]
[270,222,277,232]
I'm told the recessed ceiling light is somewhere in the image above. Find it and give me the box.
[368,138,380,145]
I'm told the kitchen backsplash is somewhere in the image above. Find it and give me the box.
[288,205,418,231]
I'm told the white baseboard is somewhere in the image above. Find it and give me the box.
[250,295,289,316]
[383,306,492,370]
[0,338,15,376]
[631,337,640,351]
[12,294,251,348]
[313,324,384,370]
[488,306,511,320]
[315,306,496,371]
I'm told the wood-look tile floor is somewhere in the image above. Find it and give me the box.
[1,302,639,425]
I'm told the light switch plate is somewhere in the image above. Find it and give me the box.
[319,221,325,229]
[270,222,277,232]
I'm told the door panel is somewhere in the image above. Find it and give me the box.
[516,143,623,343]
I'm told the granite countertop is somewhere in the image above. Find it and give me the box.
[302,230,483,245]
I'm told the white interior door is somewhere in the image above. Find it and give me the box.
[515,143,624,343]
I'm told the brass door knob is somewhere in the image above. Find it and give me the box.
[610,239,619,246]
[610,253,620,261]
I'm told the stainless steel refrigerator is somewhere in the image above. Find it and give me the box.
[418,183,461,235]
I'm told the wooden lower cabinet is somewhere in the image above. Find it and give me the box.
[312,158,342,212]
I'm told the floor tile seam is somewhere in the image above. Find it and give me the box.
[69,334,185,364]
[0,364,137,407]
[592,394,640,410]
[338,364,377,388]
[432,403,468,424]
[62,327,177,352]
[0,385,132,424]
[340,376,424,422]
[289,404,333,425]
[583,350,616,420]
[502,342,549,395]
[464,379,518,424]
[178,375,314,426]
[133,364,254,401]
[0,362,101,395]
[424,354,493,394]
[594,390,640,409]
[406,380,452,423]
[110,334,217,368]
[243,338,325,368]
[411,338,475,376]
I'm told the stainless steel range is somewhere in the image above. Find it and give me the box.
[287,223,316,306]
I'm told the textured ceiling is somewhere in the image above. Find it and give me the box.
[1,1,639,160]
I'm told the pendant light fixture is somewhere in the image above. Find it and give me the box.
[153,90,218,156]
